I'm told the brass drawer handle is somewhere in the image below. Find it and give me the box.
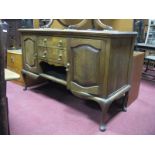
[58,54,62,58]
[58,58,62,61]
[42,51,47,58]
[65,63,70,71]
[57,48,63,61]
[43,38,47,42]
[57,40,63,47]
[58,54,62,61]
[58,40,63,44]
[43,38,47,46]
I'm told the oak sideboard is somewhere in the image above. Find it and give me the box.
[19,28,137,131]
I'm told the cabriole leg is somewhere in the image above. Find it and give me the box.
[122,92,129,112]
[144,59,149,72]
[22,73,28,91]
[98,102,111,132]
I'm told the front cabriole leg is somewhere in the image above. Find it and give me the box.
[97,100,112,132]
[71,91,111,131]
[71,89,130,132]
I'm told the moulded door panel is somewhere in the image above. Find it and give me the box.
[68,38,105,95]
[22,36,39,73]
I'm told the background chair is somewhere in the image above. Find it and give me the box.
[142,50,155,81]
[144,51,155,72]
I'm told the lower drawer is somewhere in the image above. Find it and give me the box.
[38,47,67,66]
[48,58,65,66]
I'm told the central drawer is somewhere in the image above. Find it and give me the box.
[37,36,67,48]
[37,36,67,66]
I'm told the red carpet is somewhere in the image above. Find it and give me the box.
[7,79,155,135]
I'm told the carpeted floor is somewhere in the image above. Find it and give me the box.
[7,79,155,135]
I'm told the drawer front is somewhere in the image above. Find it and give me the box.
[52,37,67,48]
[37,36,67,66]
[38,47,67,66]
[37,36,52,47]
[47,47,67,65]
[37,36,67,48]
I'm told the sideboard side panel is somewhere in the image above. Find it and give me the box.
[107,37,134,96]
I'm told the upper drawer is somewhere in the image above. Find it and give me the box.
[37,36,67,49]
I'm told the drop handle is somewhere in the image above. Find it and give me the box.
[58,53,62,58]
[43,38,47,46]
[43,38,47,42]
[42,51,47,58]
[65,63,70,72]
[57,53,63,61]
[57,40,63,47]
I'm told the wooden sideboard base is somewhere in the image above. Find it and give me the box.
[22,69,130,131]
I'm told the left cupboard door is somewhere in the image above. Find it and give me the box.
[22,35,41,74]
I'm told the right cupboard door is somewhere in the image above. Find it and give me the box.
[67,38,105,96]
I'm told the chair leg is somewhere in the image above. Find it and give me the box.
[145,59,150,72]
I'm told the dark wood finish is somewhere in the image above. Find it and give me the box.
[19,28,136,131]
[128,52,145,105]
[107,37,133,96]
[0,21,10,135]
[68,38,103,96]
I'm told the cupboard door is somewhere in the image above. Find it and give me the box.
[68,39,104,95]
[22,35,39,73]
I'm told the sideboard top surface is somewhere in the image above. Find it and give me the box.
[19,28,137,38]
